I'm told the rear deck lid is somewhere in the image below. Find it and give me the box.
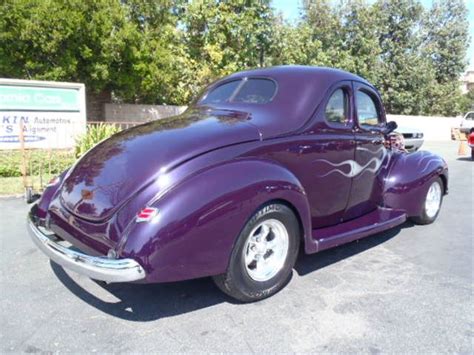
[60,109,260,222]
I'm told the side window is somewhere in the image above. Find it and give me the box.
[325,89,349,125]
[356,91,381,127]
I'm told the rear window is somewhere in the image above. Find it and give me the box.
[200,80,241,104]
[200,78,276,104]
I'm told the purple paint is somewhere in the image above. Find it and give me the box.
[30,66,448,283]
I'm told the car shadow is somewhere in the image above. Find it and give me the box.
[51,261,231,321]
[456,157,473,162]
[295,221,412,276]
[50,221,414,322]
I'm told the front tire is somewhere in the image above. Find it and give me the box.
[410,177,443,225]
[213,203,300,302]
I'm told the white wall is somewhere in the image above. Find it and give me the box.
[387,114,462,141]
[104,103,187,123]
[102,103,461,142]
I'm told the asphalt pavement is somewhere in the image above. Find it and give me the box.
[0,141,472,353]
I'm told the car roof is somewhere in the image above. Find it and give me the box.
[227,65,371,86]
[196,65,376,138]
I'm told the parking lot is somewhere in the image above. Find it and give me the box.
[0,141,472,353]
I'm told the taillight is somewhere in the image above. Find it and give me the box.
[46,176,60,187]
[136,207,159,222]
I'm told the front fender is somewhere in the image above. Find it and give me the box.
[383,151,448,216]
[118,158,311,283]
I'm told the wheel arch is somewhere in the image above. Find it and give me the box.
[120,158,313,283]
[439,172,448,195]
[383,151,448,216]
[266,198,306,250]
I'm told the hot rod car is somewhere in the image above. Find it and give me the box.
[28,66,448,302]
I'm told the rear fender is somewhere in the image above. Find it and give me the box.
[118,158,312,283]
[35,169,69,219]
[383,151,448,216]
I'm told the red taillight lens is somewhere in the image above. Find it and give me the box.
[136,207,158,222]
[46,176,60,187]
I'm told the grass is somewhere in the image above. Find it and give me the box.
[0,176,25,196]
[0,174,56,196]
[0,149,74,196]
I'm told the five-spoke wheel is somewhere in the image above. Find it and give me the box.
[411,177,444,225]
[243,219,289,282]
[213,203,300,302]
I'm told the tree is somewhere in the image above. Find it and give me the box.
[372,0,436,115]
[167,0,277,103]
[0,0,470,115]
[118,0,185,104]
[422,0,469,84]
[337,0,382,83]
[181,1,275,72]
[0,0,141,95]
[300,0,349,68]
[420,0,470,116]
[459,89,474,113]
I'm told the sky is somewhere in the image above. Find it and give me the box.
[272,0,474,69]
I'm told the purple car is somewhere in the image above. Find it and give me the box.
[28,66,448,302]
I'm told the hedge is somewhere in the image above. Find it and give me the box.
[0,150,76,178]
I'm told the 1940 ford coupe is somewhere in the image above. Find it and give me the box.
[28,66,448,302]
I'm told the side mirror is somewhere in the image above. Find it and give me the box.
[385,121,398,134]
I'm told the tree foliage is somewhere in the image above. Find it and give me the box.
[0,0,140,93]
[0,0,471,115]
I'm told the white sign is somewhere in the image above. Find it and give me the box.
[0,79,86,149]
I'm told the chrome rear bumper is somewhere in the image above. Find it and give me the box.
[27,212,145,283]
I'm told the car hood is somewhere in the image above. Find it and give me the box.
[60,108,260,222]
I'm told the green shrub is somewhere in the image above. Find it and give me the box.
[75,123,120,158]
[0,151,21,177]
[0,124,121,179]
[0,150,75,178]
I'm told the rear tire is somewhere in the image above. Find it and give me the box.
[410,177,443,225]
[213,203,300,302]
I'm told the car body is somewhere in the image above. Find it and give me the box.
[28,66,448,301]
[460,111,474,134]
[395,126,424,152]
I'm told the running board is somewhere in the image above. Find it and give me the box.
[307,207,407,254]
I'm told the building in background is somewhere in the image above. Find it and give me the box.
[460,67,474,94]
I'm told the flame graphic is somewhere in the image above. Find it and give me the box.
[313,146,388,178]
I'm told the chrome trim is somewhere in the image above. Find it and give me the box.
[27,212,145,283]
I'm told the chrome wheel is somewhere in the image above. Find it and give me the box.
[243,219,289,282]
[425,181,442,218]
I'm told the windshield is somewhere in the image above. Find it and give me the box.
[200,78,276,105]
